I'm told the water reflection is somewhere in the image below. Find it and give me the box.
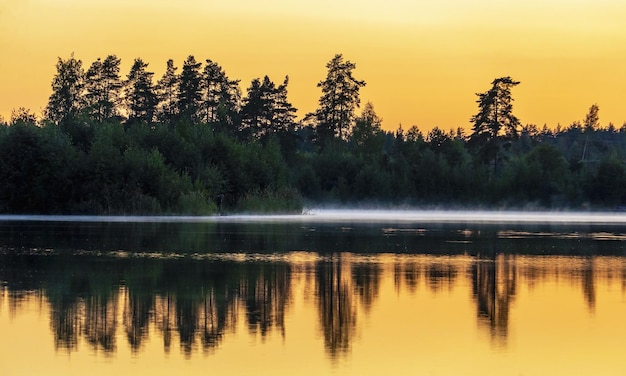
[2,251,626,360]
[473,254,516,345]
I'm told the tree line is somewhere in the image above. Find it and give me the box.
[1,53,626,214]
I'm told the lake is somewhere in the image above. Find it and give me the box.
[1,210,626,375]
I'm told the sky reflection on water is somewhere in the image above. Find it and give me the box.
[1,252,626,375]
[1,214,626,375]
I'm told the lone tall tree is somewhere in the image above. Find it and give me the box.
[470,76,521,173]
[313,54,366,145]
[583,103,600,132]
[45,54,85,124]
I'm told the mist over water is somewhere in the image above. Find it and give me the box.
[2,209,626,224]
[304,209,626,224]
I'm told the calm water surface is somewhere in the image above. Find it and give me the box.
[1,210,626,375]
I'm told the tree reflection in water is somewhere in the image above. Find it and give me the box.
[1,252,625,358]
[472,253,516,346]
[315,254,356,358]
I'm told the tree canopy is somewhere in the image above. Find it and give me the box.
[1,54,625,214]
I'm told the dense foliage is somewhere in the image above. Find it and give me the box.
[1,54,625,214]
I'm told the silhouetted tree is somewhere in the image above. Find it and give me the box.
[426,127,450,150]
[405,125,424,142]
[84,55,123,122]
[242,76,274,137]
[124,58,157,124]
[470,76,521,174]
[10,107,37,125]
[178,55,203,123]
[351,102,383,157]
[200,59,226,124]
[156,59,179,123]
[312,54,366,145]
[45,54,85,124]
[273,76,297,132]
[241,75,296,139]
[583,103,600,133]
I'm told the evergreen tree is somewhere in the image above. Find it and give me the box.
[156,59,179,124]
[242,75,297,138]
[273,76,297,132]
[312,54,366,145]
[583,103,599,132]
[178,55,203,123]
[84,55,123,122]
[200,59,226,124]
[242,76,275,136]
[124,58,157,124]
[470,76,521,174]
[405,125,424,143]
[45,54,85,124]
[351,102,383,156]
[200,60,241,129]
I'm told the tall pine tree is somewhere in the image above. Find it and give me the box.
[470,76,521,174]
[84,55,123,122]
[124,58,157,124]
[312,54,366,145]
[156,59,179,124]
[177,55,202,123]
[45,54,85,124]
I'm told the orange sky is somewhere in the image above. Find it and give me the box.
[1,0,626,132]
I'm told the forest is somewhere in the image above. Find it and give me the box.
[1,53,625,214]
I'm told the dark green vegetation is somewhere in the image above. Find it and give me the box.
[2,54,626,214]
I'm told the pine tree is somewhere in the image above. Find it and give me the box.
[178,55,202,123]
[583,103,599,132]
[124,58,157,124]
[273,76,297,132]
[45,54,85,124]
[202,60,241,129]
[470,76,521,173]
[84,55,123,122]
[242,76,275,136]
[156,59,179,124]
[312,54,366,145]
[201,59,226,123]
[352,102,383,156]
[242,75,297,138]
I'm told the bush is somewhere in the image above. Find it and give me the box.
[236,187,303,214]
[176,191,217,215]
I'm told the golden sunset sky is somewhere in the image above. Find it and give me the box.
[1,0,625,132]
